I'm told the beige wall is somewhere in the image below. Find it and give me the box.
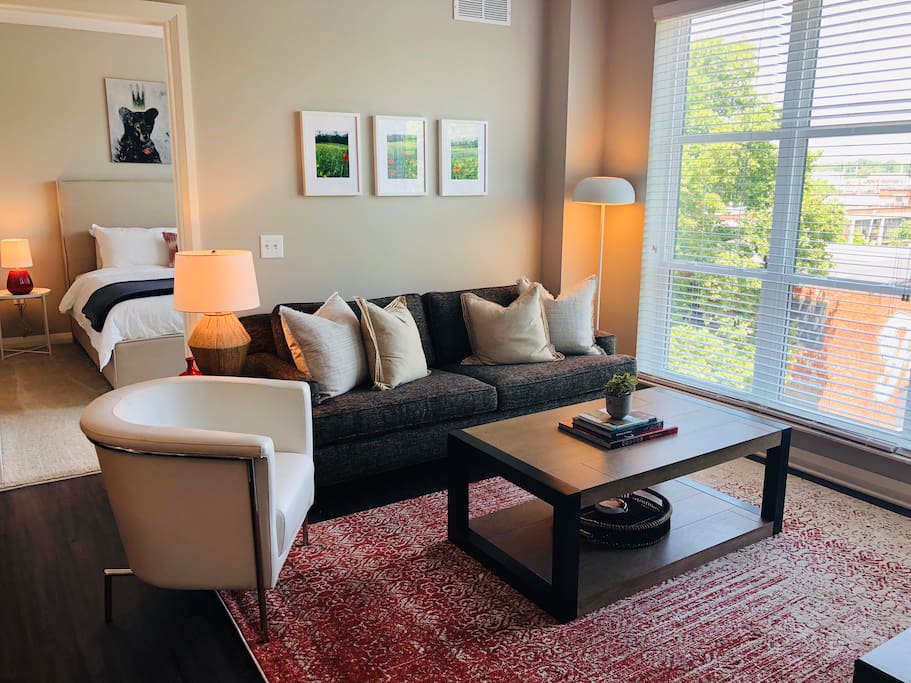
[538,0,651,355]
[539,0,572,294]
[0,23,170,334]
[539,0,612,300]
[601,0,660,356]
[181,0,545,306]
[561,0,611,293]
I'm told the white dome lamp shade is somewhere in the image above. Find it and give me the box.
[571,177,636,329]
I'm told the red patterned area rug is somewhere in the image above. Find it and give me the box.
[220,459,911,682]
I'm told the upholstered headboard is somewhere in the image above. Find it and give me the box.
[56,179,177,287]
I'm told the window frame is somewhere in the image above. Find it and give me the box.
[642,0,911,451]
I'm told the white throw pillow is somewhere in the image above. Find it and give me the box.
[279,294,368,400]
[517,275,603,356]
[355,296,429,390]
[90,224,175,269]
[460,286,564,365]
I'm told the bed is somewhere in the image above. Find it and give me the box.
[56,179,187,388]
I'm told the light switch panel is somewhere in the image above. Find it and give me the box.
[260,234,284,259]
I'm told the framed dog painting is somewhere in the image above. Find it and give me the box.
[105,78,172,164]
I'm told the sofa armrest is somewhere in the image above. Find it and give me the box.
[245,352,307,381]
[594,331,616,355]
[243,352,326,405]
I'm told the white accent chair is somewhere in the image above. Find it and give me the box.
[80,375,315,642]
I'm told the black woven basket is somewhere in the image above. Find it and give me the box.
[579,488,672,549]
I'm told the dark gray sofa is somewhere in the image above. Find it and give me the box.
[240,284,636,486]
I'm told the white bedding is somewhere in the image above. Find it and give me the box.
[58,266,184,368]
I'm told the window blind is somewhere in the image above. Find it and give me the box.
[639,0,911,453]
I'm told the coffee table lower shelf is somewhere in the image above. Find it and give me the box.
[461,479,773,619]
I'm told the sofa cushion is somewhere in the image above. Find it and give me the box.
[423,284,518,366]
[356,296,429,390]
[312,369,496,447]
[443,353,637,411]
[517,275,603,356]
[272,293,435,368]
[279,296,368,400]
[461,287,563,365]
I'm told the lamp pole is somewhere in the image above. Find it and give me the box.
[571,176,635,336]
[596,203,606,332]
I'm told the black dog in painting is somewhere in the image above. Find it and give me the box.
[115,107,161,163]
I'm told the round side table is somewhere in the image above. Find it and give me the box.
[0,287,53,360]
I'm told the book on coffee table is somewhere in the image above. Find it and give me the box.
[574,409,659,435]
[572,416,664,441]
[558,419,678,450]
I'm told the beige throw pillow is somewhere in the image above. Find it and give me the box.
[355,296,429,390]
[279,294,368,400]
[460,286,564,365]
[517,275,603,356]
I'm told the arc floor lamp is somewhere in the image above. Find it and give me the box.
[572,177,636,330]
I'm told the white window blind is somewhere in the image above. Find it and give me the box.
[639,0,911,453]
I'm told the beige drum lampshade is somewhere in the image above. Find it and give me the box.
[173,249,260,313]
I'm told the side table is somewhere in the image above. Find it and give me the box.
[0,288,53,360]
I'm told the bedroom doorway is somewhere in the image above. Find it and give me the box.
[0,1,197,490]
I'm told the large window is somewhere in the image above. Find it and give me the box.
[640,0,911,453]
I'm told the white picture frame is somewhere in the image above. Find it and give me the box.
[439,119,488,196]
[373,115,427,196]
[299,111,362,196]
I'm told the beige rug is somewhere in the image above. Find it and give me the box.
[0,343,110,490]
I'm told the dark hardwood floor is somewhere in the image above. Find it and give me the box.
[0,461,465,683]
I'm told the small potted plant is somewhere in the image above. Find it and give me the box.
[603,372,638,419]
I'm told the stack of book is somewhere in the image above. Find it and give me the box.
[558,409,678,450]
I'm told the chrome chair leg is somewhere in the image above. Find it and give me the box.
[257,584,268,642]
[104,568,134,623]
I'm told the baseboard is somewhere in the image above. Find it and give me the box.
[3,332,72,349]
[747,453,911,517]
[638,379,911,512]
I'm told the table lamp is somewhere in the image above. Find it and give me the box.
[1,238,34,295]
[572,177,635,329]
[173,249,260,375]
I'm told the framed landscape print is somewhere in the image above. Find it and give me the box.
[373,115,427,196]
[439,119,488,196]
[299,111,362,196]
[105,78,172,164]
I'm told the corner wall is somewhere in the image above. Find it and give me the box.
[182,0,546,306]
[539,0,642,351]
[601,0,660,355]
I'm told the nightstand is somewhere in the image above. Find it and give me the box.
[0,287,53,360]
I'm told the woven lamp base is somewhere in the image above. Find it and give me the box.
[188,312,251,376]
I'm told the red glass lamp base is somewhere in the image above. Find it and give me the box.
[179,356,203,376]
[6,269,33,295]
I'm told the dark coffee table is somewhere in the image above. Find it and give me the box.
[448,386,792,621]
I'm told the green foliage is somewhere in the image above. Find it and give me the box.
[890,220,911,246]
[315,142,350,178]
[604,372,638,397]
[668,324,755,391]
[670,38,847,389]
[450,139,479,180]
[386,135,418,180]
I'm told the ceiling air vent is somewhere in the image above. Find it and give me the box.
[453,0,511,26]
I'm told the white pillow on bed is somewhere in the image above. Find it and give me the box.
[90,225,176,269]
